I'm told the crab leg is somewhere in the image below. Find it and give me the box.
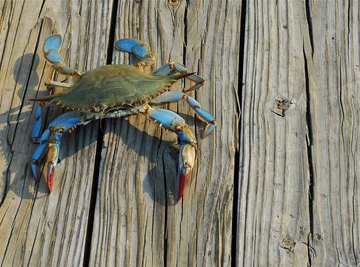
[152,62,205,92]
[44,80,72,89]
[32,104,44,142]
[43,35,81,76]
[151,91,216,138]
[31,111,85,191]
[140,104,196,200]
[115,39,156,67]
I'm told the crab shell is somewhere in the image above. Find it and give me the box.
[34,64,186,114]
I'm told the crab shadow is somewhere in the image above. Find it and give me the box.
[0,54,42,202]
[1,53,191,207]
[107,117,196,206]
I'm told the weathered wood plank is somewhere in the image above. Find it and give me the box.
[237,1,311,266]
[304,0,360,265]
[0,0,113,265]
[238,0,360,266]
[89,0,240,266]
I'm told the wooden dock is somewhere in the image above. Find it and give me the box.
[0,0,358,266]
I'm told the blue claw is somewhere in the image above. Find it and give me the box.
[43,35,80,76]
[31,111,83,191]
[44,35,63,65]
[45,49,63,64]
[132,44,150,59]
[44,35,62,53]
[115,39,142,53]
[115,39,155,65]
[115,39,151,59]
[31,142,48,180]
[143,105,197,200]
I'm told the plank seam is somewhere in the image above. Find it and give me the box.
[82,0,120,266]
[232,0,246,266]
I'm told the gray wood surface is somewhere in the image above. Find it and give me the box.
[90,1,240,266]
[0,0,113,266]
[237,0,360,266]
[0,0,239,266]
[1,0,359,266]
[305,1,360,266]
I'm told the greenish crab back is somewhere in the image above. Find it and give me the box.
[44,64,178,111]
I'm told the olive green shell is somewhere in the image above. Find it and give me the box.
[36,64,181,113]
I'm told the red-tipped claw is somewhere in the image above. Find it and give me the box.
[47,165,55,192]
[178,144,196,201]
[43,143,60,192]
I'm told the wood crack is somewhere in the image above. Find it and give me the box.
[305,0,314,56]
[303,47,315,266]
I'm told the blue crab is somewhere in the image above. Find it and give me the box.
[30,35,216,200]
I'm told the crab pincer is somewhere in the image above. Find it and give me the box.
[31,112,82,191]
[143,105,197,200]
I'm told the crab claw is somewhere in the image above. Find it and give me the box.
[115,39,156,66]
[31,140,60,191]
[40,142,59,191]
[178,144,196,201]
[141,105,197,200]
[31,143,48,182]
[30,112,82,192]
[43,35,80,76]
[115,39,142,53]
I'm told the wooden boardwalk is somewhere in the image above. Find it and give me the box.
[0,0,358,266]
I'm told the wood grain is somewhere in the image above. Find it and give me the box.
[237,0,360,266]
[8,0,360,266]
[305,0,360,265]
[89,0,240,266]
[0,0,113,265]
[237,1,311,266]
